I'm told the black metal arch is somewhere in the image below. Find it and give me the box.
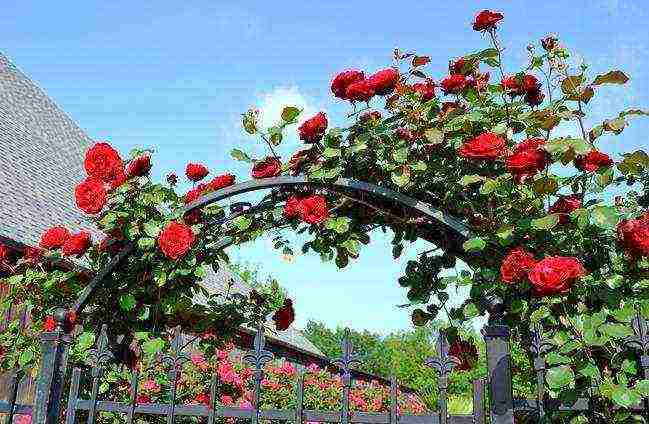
[73,176,470,315]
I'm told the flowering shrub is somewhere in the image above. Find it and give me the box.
[87,343,426,424]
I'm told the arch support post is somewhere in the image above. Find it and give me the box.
[482,297,514,424]
[33,308,71,424]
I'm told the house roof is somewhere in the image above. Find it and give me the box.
[0,52,322,358]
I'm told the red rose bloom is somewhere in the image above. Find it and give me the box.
[43,316,57,332]
[473,10,504,31]
[458,132,507,161]
[528,256,585,296]
[283,195,302,219]
[23,247,43,263]
[617,212,649,258]
[506,138,550,182]
[549,195,582,224]
[522,74,540,92]
[524,88,545,106]
[299,195,328,224]
[345,79,375,102]
[468,72,490,92]
[75,178,108,215]
[184,183,208,205]
[273,299,295,331]
[298,112,328,143]
[252,157,282,179]
[367,68,399,96]
[158,222,195,260]
[448,339,478,371]
[287,149,313,176]
[440,74,467,94]
[62,231,92,257]
[208,174,236,191]
[194,392,211,407]
[137,394,152,405]
[412,81,436,101]
[84,142,124,185]
[126,155,151,178]
[185,163,209,182]
[500,247,537,284]
[575,150,613,173]
[449,57,471,76]
[40,226,71,249]
[0,243,9,261]
[501,76,524,96]
[331,69,365,99]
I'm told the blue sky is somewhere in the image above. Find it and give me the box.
[2,1,649,334]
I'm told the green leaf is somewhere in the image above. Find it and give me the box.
[230,148,252,163]
[391,171,411,187]
[392,147,409,164]
[77,332,96,350]
[544,137,590,155]
[119,294,137,311]
[341,239,360,257]
[612,386,640,408]
[323,147,341,158]
[592,70,629,86]
[137,237,155,250]
[325,217,350,234]
[424,128,444,145]
[459,175,484,186]
[143,221,161,238]
[591,205,619,229]
[463,237,486,252]
[19,350,34,367]
[463,303,479,318]
[600,323,633,339]
[531,214,560,230]
[142,338,165,357]
[281,106,301,122]
[232,215,252,231]
[546,365,575,390]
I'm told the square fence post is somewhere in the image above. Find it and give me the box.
[33,308,72,424]
[482,297,514,424]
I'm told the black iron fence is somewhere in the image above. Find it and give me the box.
[5,301,649,424]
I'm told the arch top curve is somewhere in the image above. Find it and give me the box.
[184,175,470,240]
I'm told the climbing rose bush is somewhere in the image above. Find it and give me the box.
[227,8,649,417]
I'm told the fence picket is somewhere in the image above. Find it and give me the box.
[425,331,457,424]
[161,327,189,424]
[472,379,485,424]
[243,326,275,424]
[64,368,81,424]
[126,369,139,424]
[295,372,304,424]
[207,373,218,424]
[86,325,113,424]
[333,329,361,424]
[3,369,20,424]
[389,374,397,424]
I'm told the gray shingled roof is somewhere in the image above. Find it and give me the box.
[0,52,322,358]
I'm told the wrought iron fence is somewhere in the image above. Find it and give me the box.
[6,300,649,423]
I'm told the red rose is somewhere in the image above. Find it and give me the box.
[575,150,613,173]
[158,222,195,260]
[473,10,504,31]
[617,212,649,258]
[137,394,152,404]
[524,88,545,106]
[367,68,399,96]
[448,339,478,371]
[23,247,43,263]
[40,226,71,249]
[252,157,282,179]
[283,195,302,219]
[75,178,108,214]
[440,74,467,94]
[298,112,328,143]
[208,174,236,191]
[84,142,124,185]
[0,243,9,261]
[506,138,549,182]
[549,195,582,224]
[449,57,471,76]
[541,35,558,51]
[412,81,436,101]
[184,183,208,205]
[500,247,537,284]
[126,155,151,178]
[273,299,295,331]
[299,195,328,224]
[185,163,209,182]
[331,69,365,99]
[522,75,540,92]
[458,132,507,161]
[501,76,524,96]
[62,231,92,257]
[345,79,375,102]
[528,256,585,296]
[287,149,313,176]
[194,392,211,407]
[43,316,57,332]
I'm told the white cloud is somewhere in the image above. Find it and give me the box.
[256,85,319,129]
